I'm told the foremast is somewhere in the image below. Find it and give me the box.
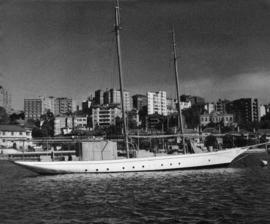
[115,1,130,158]
[172,28,185,153]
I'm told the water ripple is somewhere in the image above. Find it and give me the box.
[1,160,270,223]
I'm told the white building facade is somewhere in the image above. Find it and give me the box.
[200,112,234,127]
[92,106,122,127]
[147,91,167,116]
[0,125,32,149]
[40,96,55,114]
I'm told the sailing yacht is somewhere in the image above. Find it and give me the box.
[13,2,248,175]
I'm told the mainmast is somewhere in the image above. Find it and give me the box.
[172,28,184,135]
[115,1,129,158]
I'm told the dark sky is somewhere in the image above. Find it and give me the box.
[1,0,270,109]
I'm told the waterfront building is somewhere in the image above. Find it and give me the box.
[0,125,32,149]
[132,94,147,111]
[200,112,234,127]
[147,91,167,116]
[92,105,122,128]
[54,97,72,116]
[227,98,260,123]
[0,86,11,113]
[24,99,42,120]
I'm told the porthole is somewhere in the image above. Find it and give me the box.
[142,165,145,168]
[161,164,163,166]
[96,169,99,172]
[178,162,181,165]
[106,168,109,171]
[85,169,87,172]
[170,163,172,166]
[132,166,135,169]
[122,167,125,170]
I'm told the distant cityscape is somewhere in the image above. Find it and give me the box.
[0,85,270,140]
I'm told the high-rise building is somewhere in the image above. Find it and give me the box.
[82,99,92,114]
[54,98,72,116]
[103,90,110,105]
[147,91,167,116]
[40,96,55,114]
[227,98,260,123]
[132,94,147,111]
[94,90,104,105]
[0,86,11,113]
[24,99,42,120]
[104,88,131,111]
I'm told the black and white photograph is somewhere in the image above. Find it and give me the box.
[1,0,270,223]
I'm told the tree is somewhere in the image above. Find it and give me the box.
[40,111,55,137]
[182,104,205,129]
[9,112,25,123]
[32,127,44,138]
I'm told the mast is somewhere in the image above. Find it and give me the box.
[115,1,129,158]
[172,28,184,135]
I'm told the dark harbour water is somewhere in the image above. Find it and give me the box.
[1,153,270,224]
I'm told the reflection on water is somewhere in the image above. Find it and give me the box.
[1,157,270,224]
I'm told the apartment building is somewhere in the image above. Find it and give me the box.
[147,91,167,116]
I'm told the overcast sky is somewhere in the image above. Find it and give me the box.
[1,0,270,109]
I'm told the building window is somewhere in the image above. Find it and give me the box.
[2,131,5,136]
[11,132,14,136]
[19,132,23,135]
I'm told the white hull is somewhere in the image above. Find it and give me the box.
[13,147,247,175]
